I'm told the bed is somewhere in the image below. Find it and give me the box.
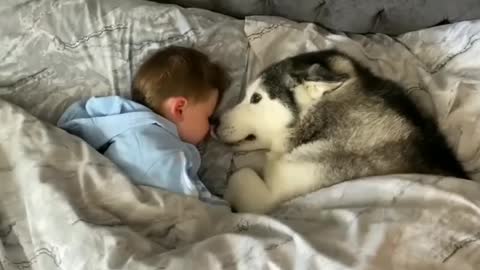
[1,0,479,269]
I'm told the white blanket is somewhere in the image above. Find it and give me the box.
[1,0,480,269]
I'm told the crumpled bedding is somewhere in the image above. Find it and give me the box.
[1,0,480,269]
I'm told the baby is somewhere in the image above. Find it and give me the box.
[57,46,229,204]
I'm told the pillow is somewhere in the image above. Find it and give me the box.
[158,0,480,35]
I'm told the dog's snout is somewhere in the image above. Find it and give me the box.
[209,116,220,128]
[209,116,221,139]
[245,134,256,141]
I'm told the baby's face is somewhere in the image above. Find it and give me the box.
[177,90,218,145]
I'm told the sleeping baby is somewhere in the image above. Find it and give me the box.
[57,46,229,206]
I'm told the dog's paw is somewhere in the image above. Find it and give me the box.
[224,168,274,214]
[232,151,267,177]
[224,168,256,203]
[266,151,283,161]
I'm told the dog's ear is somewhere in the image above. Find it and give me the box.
[305,63,342,81]
[293,63,346,99]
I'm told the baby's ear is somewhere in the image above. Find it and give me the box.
[164,96,187,123]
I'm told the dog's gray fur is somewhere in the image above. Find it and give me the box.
[216,49,468,213]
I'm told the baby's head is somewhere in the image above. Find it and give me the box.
[132,46,229,145]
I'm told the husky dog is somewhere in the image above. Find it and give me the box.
[214,49,468,214]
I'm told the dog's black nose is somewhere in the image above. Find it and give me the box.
[209,117,221,138]
[209,116,220,128]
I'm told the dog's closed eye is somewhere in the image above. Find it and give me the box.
[250,93,262,104]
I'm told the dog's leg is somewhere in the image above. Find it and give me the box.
[232,151,267,177]
[224,168,276,214]
[263,156,323,207]
[225,154,324,214]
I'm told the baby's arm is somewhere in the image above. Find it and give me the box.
[141,149,200,196]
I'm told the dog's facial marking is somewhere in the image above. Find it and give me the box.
[216,52,354,153]
[216,77,294,152]
[253,52,351,120]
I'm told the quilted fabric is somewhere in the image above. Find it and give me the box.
[162,0,480,34]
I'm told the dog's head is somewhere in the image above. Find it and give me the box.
[215,50,353,152]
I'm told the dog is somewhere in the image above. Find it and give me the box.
[214,49,468,214]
